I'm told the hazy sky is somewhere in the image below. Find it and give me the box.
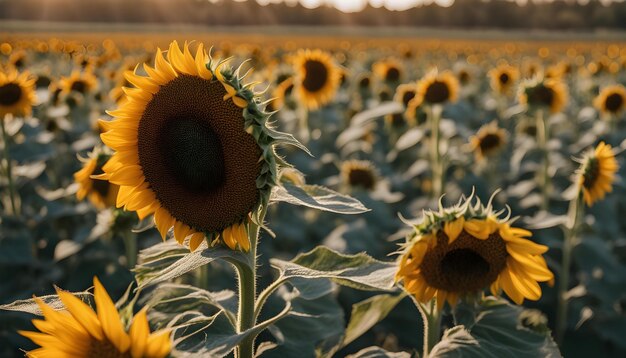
[253,0,622,13]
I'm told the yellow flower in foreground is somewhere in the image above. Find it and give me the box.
[396,193,553,309]
[19,277,170,358]
[577,141,619,207]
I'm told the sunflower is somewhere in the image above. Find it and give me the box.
[518,76,568,114]
[415,70,459,106]
[340,160,378,191]
[19,277,170,358]
[594,84,626,116]
[468,121,508,161]
[488,64,519,95]
[404,96,428,126]
[373,58,403,85]
[396,193,554,308]
[0,68,36,118]
[577,141,619,207]
[394,82,418,108]
[74,148,120,210]
[100,41,280,252]
[292,49,340,110]
[267,77,295,112]
[59,70,98,95]
[9,50,27,69]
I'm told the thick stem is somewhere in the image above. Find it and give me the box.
[0,116,18,216]
[417,299,442,358]
[429,105,444,199]
[121,230,137,268]
[555,193,583,344]
[235,208,265,358]
[536,110,550,210]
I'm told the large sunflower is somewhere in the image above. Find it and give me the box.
[74,148,120,210]
[594,84,626,116]
[577,141,619,207]
[59,70,98,95]
[518,76,568,114]
[292,49,340,110]
[0,68,36,118]
[100,41,278,252]
[396,193,553,309]
[19,277,171,358]
[488,64,519,96]
[415,71,459,106]
[468,121,508,161]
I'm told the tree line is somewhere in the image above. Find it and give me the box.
[1,0,626,30]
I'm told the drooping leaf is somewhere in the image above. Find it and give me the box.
[0,291,93,316]
[270,246,397,292]
[346,346,411,358]
[430,298,561,358]
[343,293,406,347]
[271,182,369,214]
[134,240,252,290]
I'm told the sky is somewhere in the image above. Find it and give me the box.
[253,0,623,13]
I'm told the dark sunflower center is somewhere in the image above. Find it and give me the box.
[479,133,502,153]
[91,164,112,199]
[390,113,405,127]
[162,118,225,193]
[605,93,624,113]
[70,80,87,94]
[419,230,508,293]
[527,84,554,107]
[88,338,131,358]
[137,75,262,233]
[583,157,600,190]
[459,71,470,84]
[348,168,376,190]
[379,90,391,102]
[385,67,400,82]
[499,72,510,85]
[284,83,294,97]
[402,90,416,107]
[276,73,290,85]
[35,76,51,88]
[424,80,450,104]
[359,77,370,89]
[0,83,23,106]
[303,60,328,93]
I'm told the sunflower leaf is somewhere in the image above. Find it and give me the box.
[342,293,406,347]
[0,291,93,316]
[430,297,561,358]
[266,126,313,156]
[270,246,397,292]
[134,241,252,290]
[271,182,369,214]
[346,347,411,358]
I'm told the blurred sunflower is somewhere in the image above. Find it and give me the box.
[59,70,98,95]
[267,77,294,112]
[577,141,619,207]
[518,77,568,114]
[19,277,170,358]
[396,193,553,308]
[488,64,519,95]
[373,58,403,85]
[100,41,279,252]
[415,71,459,105]
[594,84,626,116]
[74,148,120,210]
[469,121,508,161]
[0,68,36,117]
[393,82,418,108]
[292,49,340,110]
[341,160,378,191]
[9,50,27,68]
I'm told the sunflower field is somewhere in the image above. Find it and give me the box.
[0,31,625,358]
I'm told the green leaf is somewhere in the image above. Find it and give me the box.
[346,347,411,358]
[271,182,369,214]
[134,240,252,290]
[430,298,561,358]
[271,246,397,291]
[343,293,406,347]
[0,290,93,316]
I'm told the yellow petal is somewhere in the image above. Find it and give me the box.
[444,217,465,244]
[129,309,149,358]
[94,277,131,353]
[56,289,104,341]
[189,232,206,251]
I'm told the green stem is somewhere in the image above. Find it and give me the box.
[195,264,210,290]
[555,192,583,345]
[429,105,444,199]
[0,115,18,216]
[121,230,137,269]
[298,106,310,144]
[417,299,442,358]
[536,110,550,210]
[234,207,266,358]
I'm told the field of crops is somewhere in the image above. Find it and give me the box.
[0,30,625,358]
